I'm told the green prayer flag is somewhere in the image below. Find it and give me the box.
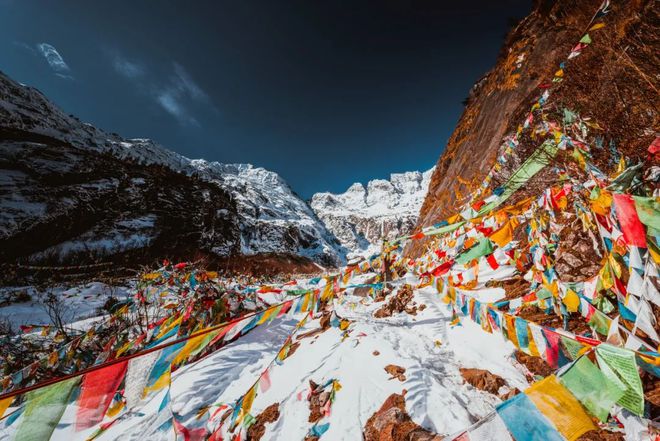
[595,344,645,416]
[560,336,584,360]
[588,309,612,335]
[15,377,79,441]
[477,140,558,217]
[633,196,660,231]
[559,356,624,421]
[579,34,592,44]
[455,237,494,265]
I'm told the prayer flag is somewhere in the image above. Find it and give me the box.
[525,375,596,440]
[14,377,79,441]
[76,361,128,431]
[496,393,563,441]
[559,356,624,421]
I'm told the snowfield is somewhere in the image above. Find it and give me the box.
[0,270,529,440]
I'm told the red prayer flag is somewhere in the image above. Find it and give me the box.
[486,253,499,270]
[76,361,128,431]
[174,418,207,441]
[613,194,647,248]
[431,260,454,277]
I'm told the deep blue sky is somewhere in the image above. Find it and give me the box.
[0,0,530,198]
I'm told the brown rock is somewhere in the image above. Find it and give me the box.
[459,368,507,395]
[514,351,554,378]
[375,284,415,318]
[385,364,407,382]
[576,430,625,441]
[499,388,520,401]
[406,0,657,262]
[246,403,280,441]
[307,380,331,424]
[364,393,443,441]
[373,350,380,356]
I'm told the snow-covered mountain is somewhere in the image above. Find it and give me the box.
[311,169,434,256]
[0,71,343,269]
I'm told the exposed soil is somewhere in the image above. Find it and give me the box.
[363,392,444,441]
[307,380,332,424]
[459,368,507,395]
[515,351,555,378]
[577,430,625,441]
[374,284,415,318]
[246,403,280,441]
[384,364,407,382]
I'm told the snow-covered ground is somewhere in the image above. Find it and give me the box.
[0,282,129,330]
[0,270,529,440]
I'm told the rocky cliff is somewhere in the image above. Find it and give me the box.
[409,0,658,257]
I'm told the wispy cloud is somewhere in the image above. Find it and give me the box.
[112,55,145,79]
[12,41,36,55]
[107,51,210,127]
[171,62,207,102]
[36,43,73,79]
[156,90,199,126]
[153,63,209,126]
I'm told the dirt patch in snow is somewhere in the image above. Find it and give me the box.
[384,364,407,382]
[287,341,301,358]
[514,351,554,378]
[246,403,280,441]
[374,284,415,318]
[459,368,506,395]
[307,380,331,424]
[298,313,333,340]
[516,305,591,336]
[577,430,625,441]
[363,392,443,441]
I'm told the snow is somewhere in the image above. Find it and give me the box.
[0,282,129,330]
[311,168,435,256]
[28,215,157,262]
[0,268,530,441]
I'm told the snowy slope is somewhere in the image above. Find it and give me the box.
[0,272,528,441]
[311,169,434,257]
[0,71,343,267]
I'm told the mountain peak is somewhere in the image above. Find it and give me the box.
[311,167,434,256]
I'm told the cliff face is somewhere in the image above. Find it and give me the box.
[409,0,658,257]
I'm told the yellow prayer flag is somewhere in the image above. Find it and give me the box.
[589,22,605,31]
[525,375,596,440]
[172,332,209,366]
[240,384,258,423]
[490,217,519,248]
[0,396,13,419]
[563,289,580,313]
[257,307,277,325]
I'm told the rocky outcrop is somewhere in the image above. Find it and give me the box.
[374,284,415,318]
[409,0,658,258]
[247,403,280,441]
[363,393,443,441]
[312,169,433,257]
